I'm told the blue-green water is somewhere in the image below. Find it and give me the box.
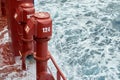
[35,0,120,80]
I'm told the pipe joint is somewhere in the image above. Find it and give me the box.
[33,52,50,62]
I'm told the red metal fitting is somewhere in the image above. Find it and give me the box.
[14,2,35,70]
[34,52,50,62]
[26,12,54,80]
[14,3,35,23]
[33,12,52,39]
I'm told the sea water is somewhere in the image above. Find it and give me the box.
[34,0,120,80]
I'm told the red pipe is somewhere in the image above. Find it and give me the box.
[36,42,48,73]
[26,12,54,80]
[34,39,54,80]
[14,2,35,70]
[6,0,34,56]
[6,0,20,56]
[35,41,52,80]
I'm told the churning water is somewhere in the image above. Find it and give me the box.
[34,0,120,80]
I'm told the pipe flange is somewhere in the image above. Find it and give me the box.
[33,52,50,62]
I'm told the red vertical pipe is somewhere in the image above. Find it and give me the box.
[6,0,21,56]
[30,12,54,80]
[35,41,54,80]
[16,3,35,70]
[22,27,34,70]
[36,41,48,79]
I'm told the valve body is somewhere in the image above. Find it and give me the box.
[14,2,35,70]
[26,12,54,80]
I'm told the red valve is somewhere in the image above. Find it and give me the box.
[14,2,35,70]
[34,12,52,39]
[5,0,33,56]
[25,12,52,40]
[25,12,54,80]
[14,3,35,23]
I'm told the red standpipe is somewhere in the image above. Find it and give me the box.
[26,12,54,80]
[14,2,35,70]
[6,0,34,56]
[35,41,54,80]
[6,0,20,56]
